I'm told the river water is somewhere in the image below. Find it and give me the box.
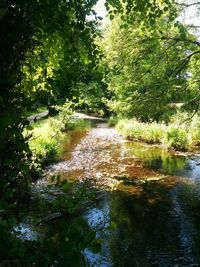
[33,118,200,266]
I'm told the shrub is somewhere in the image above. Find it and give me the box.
[108,116,119,127]
[165,127,188,150]
[116,118,191,151]
[189,115,200,146]
[28,120,61,166]
[30,135,58,165]
[117,119,165,144]
[55,100,74,131]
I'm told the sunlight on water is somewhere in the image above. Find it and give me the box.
[42,120,200,266]
[13,223,38,241]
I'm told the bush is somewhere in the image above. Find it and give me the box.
[55,100,74,131]
[28,120,61,166]
[116,118,191,151]
[117,119,165,144]
[165,127,188,150]
[108,116,119,127]
[189,115,200,146]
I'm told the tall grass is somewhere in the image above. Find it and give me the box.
[26,103,92,173]
[117,119,166,144]
[24,102,73,171]
[116,114,200,151]
[28,118,63,167]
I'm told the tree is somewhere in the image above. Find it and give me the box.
[0,0,98,205]
[101,2,200,121]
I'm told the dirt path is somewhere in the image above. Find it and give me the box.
[27,111,49,123]
[27,111,105,124]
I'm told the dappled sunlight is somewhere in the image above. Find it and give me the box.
[3,0,200,265]
[20,118,200,266]
[36,119,200,266]
[46,121,195,193]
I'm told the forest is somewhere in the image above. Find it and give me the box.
[1,0,200,266]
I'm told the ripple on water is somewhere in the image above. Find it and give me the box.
[40,121,200,266]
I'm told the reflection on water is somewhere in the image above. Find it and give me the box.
[109,183,200,267]
[84,194,113,267]
[43,120,200,266]
[13,223,38,241]
[123,141,187,175]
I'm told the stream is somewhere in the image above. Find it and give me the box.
[18,116,200,266]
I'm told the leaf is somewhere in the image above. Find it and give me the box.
[90,242,101,253]
[0,112,11,127]
[109,14,114,20]
[0,8,8,18]
[3,159,14,167]
[107,221,117,230]
[91,10,97,16]
[83,231,96,244]
[163,6,168,12]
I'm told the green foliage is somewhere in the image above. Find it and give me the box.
[105,0,175,26]
[27,101,74,168]
[101,11,198,122]
[1,0,200,264]
[190,117,200,146]
[72,81,109,116]
[108,115,119,126]
[165,127,188,150]
[28,120,60,166]
[169,112,200,147]
[0,0,100,210]
[117,119,165,144]
[55,100,76,131]
[116,113,200,151]
[0,180,99,267]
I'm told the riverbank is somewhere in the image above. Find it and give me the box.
[116,117,200,152]
[26,113,93,176]
[5,115,200,266]
[38,117,200,266]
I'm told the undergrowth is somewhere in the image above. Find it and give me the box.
[117,113,200,151]
[24,101,75,172]
[1,179,100,267]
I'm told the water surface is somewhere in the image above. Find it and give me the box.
[36,119,200,266]
[43,120,200,267]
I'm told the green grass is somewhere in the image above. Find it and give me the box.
[26,111,92,171]
[116,116,199,151]
[117,119,166,144]
[28,118,63,166]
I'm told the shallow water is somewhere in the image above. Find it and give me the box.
[42,119,200,266]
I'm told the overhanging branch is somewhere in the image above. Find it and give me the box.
[175,1,200,8]
[172,50,200,75]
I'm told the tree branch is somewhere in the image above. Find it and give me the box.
[175,1,200,8]
[172,50,200,76]
[162,36,200,46]
[187,25,200,28]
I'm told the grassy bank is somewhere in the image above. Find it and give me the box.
[28,118,63,167]
[116,115,200,151]
[24,101,92,174]
[27,118,91,172]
